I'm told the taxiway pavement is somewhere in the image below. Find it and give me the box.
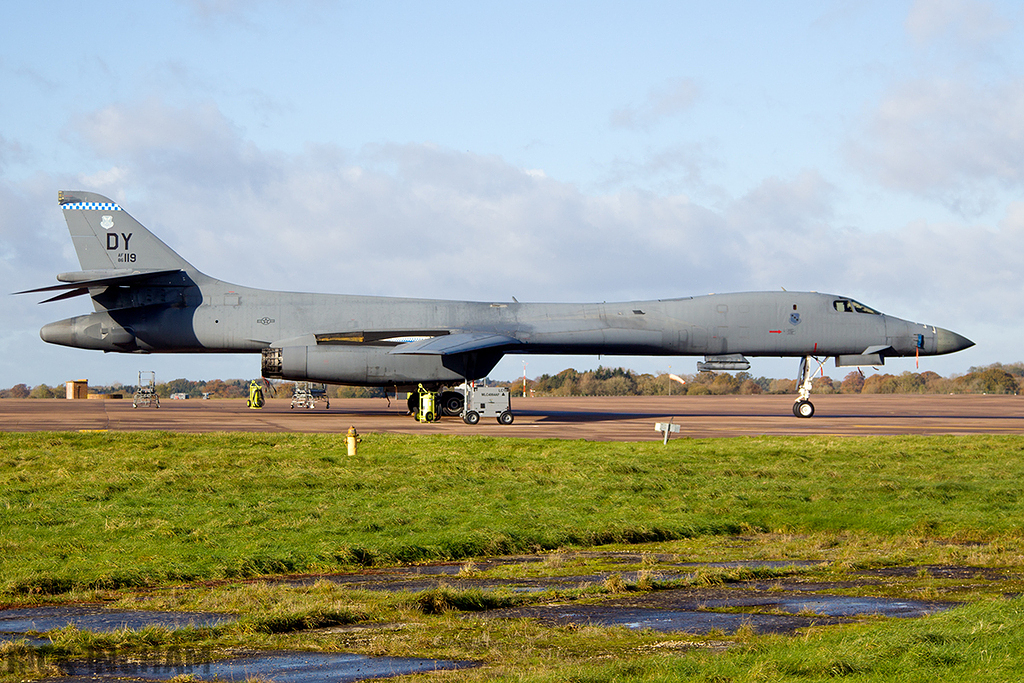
[1,394,1022,439]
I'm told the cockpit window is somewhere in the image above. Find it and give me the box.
[833,299,880,315]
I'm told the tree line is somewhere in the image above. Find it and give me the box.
[0,378,386,400]
[2,362,1021,398]
[495,362,1024,397]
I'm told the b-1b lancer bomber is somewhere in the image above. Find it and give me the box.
[21,191,974,418]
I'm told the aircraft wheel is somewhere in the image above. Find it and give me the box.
[498,411,514,425]
[793,400,815,418]
[441,391,465,416]
[463,411,480,425]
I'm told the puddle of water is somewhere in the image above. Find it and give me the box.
[644,591,955,618]
[675,561,824,570]
[858,565,1007,580]
[0,633,49,646]
[320,571,688,594]
[479,605,840,635]
[771,596,948,618]
[0,605,233,635]
[59,650,476,683]
[482,590,956,635]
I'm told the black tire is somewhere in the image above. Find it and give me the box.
[441,391,465,416]
[464,411,480,425]
[793,400,814,418]
[498,411,514,425]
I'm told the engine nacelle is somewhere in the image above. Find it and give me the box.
[262,346,474,386]
[40,313,136,351]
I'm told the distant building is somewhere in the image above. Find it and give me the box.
[66,380,88,400]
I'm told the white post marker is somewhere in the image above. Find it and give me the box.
[655,419,681,444]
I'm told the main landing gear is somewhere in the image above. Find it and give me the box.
[793,355,827,418]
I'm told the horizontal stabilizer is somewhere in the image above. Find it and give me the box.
[390,332,520,356]
[37,288,91,304]
[15,269,183,299]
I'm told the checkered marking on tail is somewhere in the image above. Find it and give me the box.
[61,202,122,211]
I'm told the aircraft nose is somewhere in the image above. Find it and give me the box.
[935,327,974,355]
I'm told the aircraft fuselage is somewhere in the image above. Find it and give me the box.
[43,282,951,360]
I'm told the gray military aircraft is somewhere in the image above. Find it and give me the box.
[20,190,973,418]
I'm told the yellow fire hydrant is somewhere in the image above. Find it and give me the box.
[347,426,361,456]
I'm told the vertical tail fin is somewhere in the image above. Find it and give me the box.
[58,190,196,272]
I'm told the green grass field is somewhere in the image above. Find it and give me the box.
[3,431,1024,681]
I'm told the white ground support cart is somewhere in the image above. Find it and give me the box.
[461,385,514,425]
[133,371,159,408]
[291,382,330,409]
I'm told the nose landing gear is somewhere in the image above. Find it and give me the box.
[793,399,815,418]
[793,356,826,418]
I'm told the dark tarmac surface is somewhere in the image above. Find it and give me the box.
[2,393,1023,439]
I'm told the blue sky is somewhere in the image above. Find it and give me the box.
[2,0,1023,386]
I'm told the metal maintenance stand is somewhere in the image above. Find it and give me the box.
[291,382,330,409]
[133,371,159,408]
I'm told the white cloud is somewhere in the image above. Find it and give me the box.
[847,77,1024,215]
[80,166,130,190]
[600,143,720,196]
[906,0,1008,48]
[74,99,256,183]
[0,134,28,170]
[610,78,700,131]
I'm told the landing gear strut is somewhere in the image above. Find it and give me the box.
[793,355,826,418]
